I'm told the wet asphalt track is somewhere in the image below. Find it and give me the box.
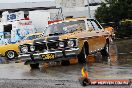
[0,43,132,88]
[0,63,132,88]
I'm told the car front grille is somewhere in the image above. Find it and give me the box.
[34,41,59,52]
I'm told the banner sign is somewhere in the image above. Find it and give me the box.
[2,11,24,22]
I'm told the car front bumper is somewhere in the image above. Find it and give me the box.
[18,48,79,64]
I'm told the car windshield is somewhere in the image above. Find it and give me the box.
[44,20,86,36]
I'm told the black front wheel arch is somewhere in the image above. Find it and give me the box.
[100,43,110,62]
[77,42,89,64]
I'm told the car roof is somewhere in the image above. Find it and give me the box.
[48,17,88,26]
[65,17,87,21]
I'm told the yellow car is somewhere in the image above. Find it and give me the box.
[19,18,113,69]
[0,33,43,59]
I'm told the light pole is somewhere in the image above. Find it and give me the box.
[87,0,91,18]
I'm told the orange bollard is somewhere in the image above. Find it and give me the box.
[81,67,89,78]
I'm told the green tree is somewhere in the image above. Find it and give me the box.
[95,0,132,38]
[95,0,132,23]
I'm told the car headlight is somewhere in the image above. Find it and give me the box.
[21,45,28,53]
[67,40,74,47]
[30,45,35,52]
[59,42,64,48]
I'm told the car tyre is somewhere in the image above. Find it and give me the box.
[61,60,70,66]
[100,43,109,62]
[5,50,17,60]
[30,63,39,69]
[78,45,89,64]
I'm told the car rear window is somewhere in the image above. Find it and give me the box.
[87,19,102,30]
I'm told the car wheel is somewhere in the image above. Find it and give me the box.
[61,60,70,66]
[5,50,17,60]
[30,63,39,69]
[105,43,109,53]
[78,45,89,64]
[100,43,109,62]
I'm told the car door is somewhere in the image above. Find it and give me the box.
[86,19,106,53]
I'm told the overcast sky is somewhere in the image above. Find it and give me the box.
[0,0,54,3]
